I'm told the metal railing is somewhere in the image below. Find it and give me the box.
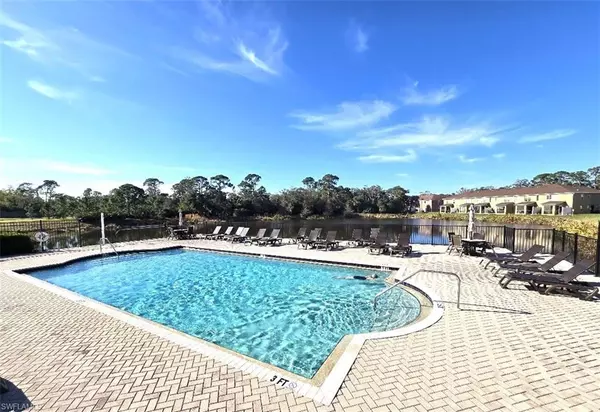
[99,238,119,258]
[374,269,461,309]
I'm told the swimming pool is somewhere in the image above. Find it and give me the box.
[28,249,421,378]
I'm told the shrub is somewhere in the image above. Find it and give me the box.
[0,234,35,257]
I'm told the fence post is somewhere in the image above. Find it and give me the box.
[512,228,516,252]
[595,221,600,276]
[561,230,566,252]
[78,220,82,247]
[551,229,556,254]
[39,220,44,252]
[596,220,600,276]
[503,226,507,249]
[431,223,434,245]
[573,233,578,265]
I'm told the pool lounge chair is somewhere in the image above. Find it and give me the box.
[223,227,244,241]
[231,227,250,243]
[293,227,307,244]
[298,229,320,249]
[481,244,544,269]
[245,228,267,244]
[492,251,571,275]
[499,260,597,300]
[347,229,363,247]
[199,226,221,240]
[314,231,339,251]
[258,228,282,246]
[362,228,381,246]
[216,226,234,240]
[388,232,412,257]
[367,233,389,255]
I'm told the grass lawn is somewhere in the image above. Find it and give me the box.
[0,217,75,222]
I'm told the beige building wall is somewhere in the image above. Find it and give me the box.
[442,191,600,215]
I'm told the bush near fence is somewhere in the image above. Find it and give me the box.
[0,234,35,257]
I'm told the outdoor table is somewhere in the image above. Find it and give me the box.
[172,228,188,240]
[461,238,492,256]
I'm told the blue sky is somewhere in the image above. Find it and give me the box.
[1,1,598,196]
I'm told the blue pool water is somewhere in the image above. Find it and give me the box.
[29,249,420,378]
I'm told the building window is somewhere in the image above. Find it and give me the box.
[546,195,552,200]
[536,195,539,201]
[581,194,585,198]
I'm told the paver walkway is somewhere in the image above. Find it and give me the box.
[1,240,600,411]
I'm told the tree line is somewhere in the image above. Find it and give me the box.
[0,174,418,220]
[1,166,597,220]
[454,166,600,195]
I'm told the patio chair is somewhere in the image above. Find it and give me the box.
[471,232,485,240]
[492,251,571,275]
[216,226,234,240]
[389,232,412,257]
[258,228,282,246]
[367,233,389,255]
[293,227,307,244]
[499,260,597,300]
[199,226,221,240]
[445,232,455,252]
[231,227,250,243]
[362,227,380,246]
[186,226,194,239]
[347,229,363,247]
[314,231,340,251]
[447,234,464,256]
[298,229,320,249]
[245,228,267,244]
[223,227,244,241]
[481,244,544,269]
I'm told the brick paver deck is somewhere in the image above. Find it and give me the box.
[1,240,600,411]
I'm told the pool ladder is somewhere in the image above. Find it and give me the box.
[99,238,119,258]
[373,269,461,310]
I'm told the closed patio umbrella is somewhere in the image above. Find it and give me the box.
[178,209,183,227]
[467,205,476,239]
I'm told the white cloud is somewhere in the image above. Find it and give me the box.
[458,155,484,163]
[290,100,396,131]
[172,1,288,82]
[37,160,113,176]
[344,115,507,150]
[27,80,79,102]
[518,129,576,143]
[401,81,459,106]
[359,150,417,163]
[492,153,506,159]
[0,10,134,81]
[347,21,368,53]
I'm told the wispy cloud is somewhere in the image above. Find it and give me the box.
[27,80,79,102]
[172,0,288,82]
[396,173,409,178]
[401,81,459,106]
[458,155,484,163]
[343,115,507,151]
[38,160,113,176]
[289,100,396,132]
[358,150,417,163]
[347,20,368,53]
[518,129,576,143]
[0,10,135,81]
[492,153,506,159]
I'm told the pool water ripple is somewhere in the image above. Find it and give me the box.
[29,249,420,378]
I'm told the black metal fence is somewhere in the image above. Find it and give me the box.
[0,219,167,251]
[2,219,599,275]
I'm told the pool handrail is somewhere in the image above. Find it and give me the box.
[373,269,461,310]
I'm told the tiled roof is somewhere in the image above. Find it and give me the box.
[444,184,600,200]
[419,194,447,200]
